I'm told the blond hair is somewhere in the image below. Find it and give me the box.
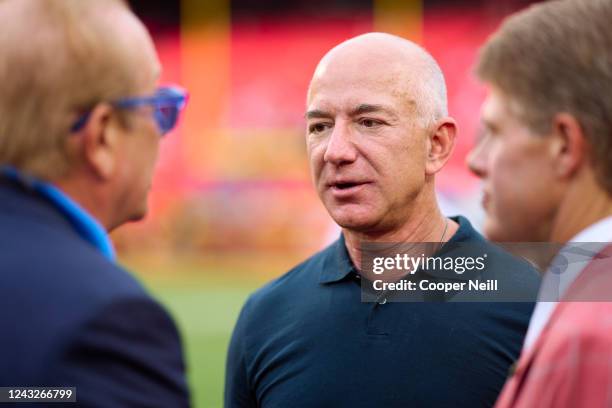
[0,0,140,180]
[477,0,612,193]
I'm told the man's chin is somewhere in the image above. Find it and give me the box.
[482,217,499,240]
[330,213,377,232]
[107,209,147,232]
[325,201,386,232]
[121,208,148,227]
[128,209,147,223]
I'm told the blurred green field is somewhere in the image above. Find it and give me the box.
[124,253,303,408]
[152,281,254,408]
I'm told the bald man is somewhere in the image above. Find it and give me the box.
[225,33,539,408]
[0,0,189,405]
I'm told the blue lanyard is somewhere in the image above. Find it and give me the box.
[1,166,116,261]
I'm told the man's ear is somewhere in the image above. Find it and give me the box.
[73,103,119,180]
[549,113,587,179]
[425,117,457,176]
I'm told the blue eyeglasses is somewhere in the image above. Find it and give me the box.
[71,86,189,136]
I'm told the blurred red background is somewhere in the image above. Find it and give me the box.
[116,0,536,272]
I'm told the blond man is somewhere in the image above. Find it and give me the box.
[0,0,190,405]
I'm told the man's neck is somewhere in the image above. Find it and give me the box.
[550,175,612,244]
[53,177,114,231]
[343,206,458,273]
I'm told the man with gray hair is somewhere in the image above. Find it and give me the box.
[0,0,189,405]
[468,0,612,406]
[225,32,539,407]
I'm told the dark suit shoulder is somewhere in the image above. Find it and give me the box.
[43,296,190,407]
[0,197,173,385]
[1,213,147,302]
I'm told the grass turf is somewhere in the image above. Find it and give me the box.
[126,252,305,407]
[148,281,257,408]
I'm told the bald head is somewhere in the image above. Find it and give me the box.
[308,33,447,126]
[0,0,160,179]
[305,33,457,235]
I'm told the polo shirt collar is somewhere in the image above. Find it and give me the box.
[319,233,357,284]
[318,216,476,285]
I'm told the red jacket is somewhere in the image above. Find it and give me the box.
[496,245,612,408]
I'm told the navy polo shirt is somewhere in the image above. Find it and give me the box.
[225,216,540,407]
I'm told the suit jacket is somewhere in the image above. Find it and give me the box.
[495,244,612,408]
[0,179,190,407]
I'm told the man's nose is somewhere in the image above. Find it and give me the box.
[465,144,487,178]
[466,141,488,179]
[323,122,357,165]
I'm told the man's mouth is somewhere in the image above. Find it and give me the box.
[327,180,370,196]
[333,182,361,190]
[481,192,490,210]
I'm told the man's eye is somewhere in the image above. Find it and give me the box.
[359,118,381,128]
[309,123,329,133]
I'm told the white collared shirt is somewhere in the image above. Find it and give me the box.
[522,216,612,350]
